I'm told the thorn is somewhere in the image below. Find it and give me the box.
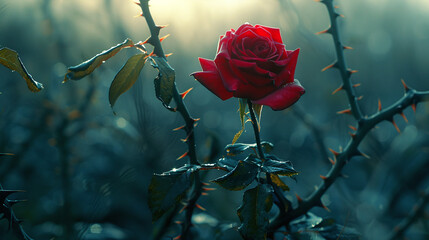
[165,53,173,57]
[0,153,14,156]
[329,157,336,165]
[201,192,208,196]
[337,108,352,115]
[321,61,338,72]
[349,132,356,138]
[175,221,183,225]
[401,79,409,92]
[173,125,185,131]
[329,148,340,157]
[353,83,361,88]
[320,175,328,180]
[159,34,170,42]
[157,24,168,29]
[343,45,353,50]
[133,0,140,6]
[359,151,370,159]
[133,12,143,18]
[338,14,345,18]
[180,134,190,143]
[178,205,187,214]
[180,88,193,99]
[202,182,210,186]
[148,51,155,57]
[357,95,363,101]
[390,120,401,133]
[173,235,181,240]
[378,99,382,112]
[316,27,332,35]
[331,85,343,95]
[400,112,408,123]
[334,5,339,9]
[195,204,206,211]
[295,193,303,203]
[176,152,188,160]
[349,125,357,131]
[348,69,359,76]
[202,187,216,191]
[193,118,200,122]
[322,204,331,212]
[411,103,416,113]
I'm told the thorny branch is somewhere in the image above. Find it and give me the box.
[269,0,429,231]
[138,1,202,239]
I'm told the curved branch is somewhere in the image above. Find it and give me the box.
[269,85,429,231]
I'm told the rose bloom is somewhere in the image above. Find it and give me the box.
[192,23,305,110]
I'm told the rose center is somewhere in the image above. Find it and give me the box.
[252,42,270,57]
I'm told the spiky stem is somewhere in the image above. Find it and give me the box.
[323,0,362,121]
[268,0,429,230]
[138,0,197,166]
[138,1,201,239]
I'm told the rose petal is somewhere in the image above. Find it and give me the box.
[285,48,299,82]
[191,58,233,101]
[214,53,241,92]
[252,79,305,111]
[199,57,217,72]
[255,25,283,43]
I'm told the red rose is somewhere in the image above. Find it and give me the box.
[192,23,305,111]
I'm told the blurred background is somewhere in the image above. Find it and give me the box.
[1,0,429,239]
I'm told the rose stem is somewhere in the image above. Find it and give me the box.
[246,99,265,160]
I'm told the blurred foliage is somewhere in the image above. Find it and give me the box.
[0,0,428,239]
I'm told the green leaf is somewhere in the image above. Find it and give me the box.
[148,164,199,221]
[290,213,360,240]
[270,174,290,191]
[212,160,258,191]
[150,56,175,108]
[225,141,274,156]
[64,38,134,82]
[237,184,273,240]
[109,53,148,108]
[0,47,43,92]
[217,157,240,172]
[262,155,298,177]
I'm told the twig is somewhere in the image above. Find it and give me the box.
[387,187,429,240]
[138,1,201,239]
